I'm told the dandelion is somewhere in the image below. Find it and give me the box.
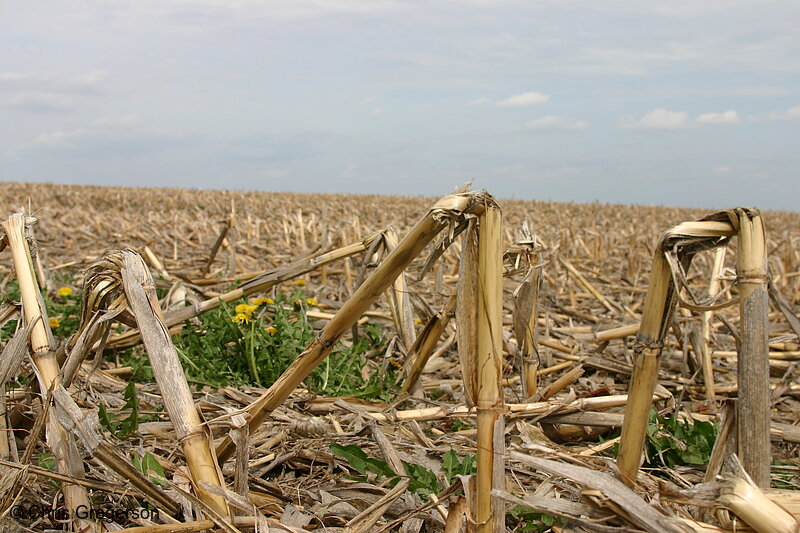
[265,327,277,335]
[388,358,403,370]
[232,313,250,324]
[295,279,307,286]
[414,318,422,324]
[234,303,258,317]
[49,317,61,329]
[57,286,73,297]
[253,297,274,306]
[305,298,318,307]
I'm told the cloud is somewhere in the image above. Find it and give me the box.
[525,115,588,131]
[0,70,109,93]
[370,107,383,115]
[619,108,689,130]
[766,105,800,121]
[696,110,740,124]
[496,91,549,107]
[470,97,490,105]
[4,91,74,111]
[32,114,177,148]
[713,165,732,174]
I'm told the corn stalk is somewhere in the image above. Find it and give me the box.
[617,212,745,483]
[1,214,96,533]
[474,202,504,533]
[119,251,229,516]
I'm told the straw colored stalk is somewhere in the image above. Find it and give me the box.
[700,246,726,401]
[513,263,541,399]
[456,219,479,406]
[62,253,129,387]
[735,208,770,487]
[400,293,457,394]
[474,203,504,533]
[119,251,229,516]
[617,213,739,484]
[216,191,484,463]
[0,328,27,460]
[106,231,385,349]
[1,214,96,533]
[719,475,799,533]
[382,228,416,352]
[616,249,674,483]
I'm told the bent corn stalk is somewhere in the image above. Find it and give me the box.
[120,251,229,516]
[617,208,769,483]
[216,191,486,463]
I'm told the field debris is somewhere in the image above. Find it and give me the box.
[0,182,799,532]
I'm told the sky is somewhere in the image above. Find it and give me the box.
[1,1,799,210]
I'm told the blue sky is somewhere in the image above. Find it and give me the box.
[1,1,798,209]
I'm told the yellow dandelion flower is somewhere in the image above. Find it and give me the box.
[253,297,274,306]
[231,313,250,324]
[49,317,61,329]
[305,298,318,306]
[388,358,403,370]
[234,303,257,317]
[295,279,307,286]
[265,326,277,335]
[57,286,73,297]
[413,318,422,324]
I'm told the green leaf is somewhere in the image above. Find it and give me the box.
[403,462,440,497]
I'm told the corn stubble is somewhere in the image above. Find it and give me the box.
[1,182,799,532]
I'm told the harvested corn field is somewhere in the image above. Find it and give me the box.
[1,181,799,532]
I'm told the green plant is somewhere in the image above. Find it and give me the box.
[132,452,167,486]
[508,506,562,533]
[174,291,395,398]
[98,382,151,439]
[442,450,477,483]
[330,443,442,498]
[645,409,717,469]
[0,279,83,341]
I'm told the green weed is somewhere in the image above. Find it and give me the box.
[131,452,167,486]
[330,444,478,499]
[645,409,717,469]
[508,506,562,533]
[98,382,153,439]
[174,290,395,398]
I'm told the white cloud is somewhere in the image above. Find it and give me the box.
[258,168,290,179]
[32,114,175,148]
[496,91,549,107]
[525,115,588,131]
[4,92,74,111]
[370,107,383,115]
[766,105,800,121]
[713,165,732,174]
[619,108,689,130]
[341,164,360,177]
[470,97,490,105]
[696,110,740,124]
[0,70,109,92]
